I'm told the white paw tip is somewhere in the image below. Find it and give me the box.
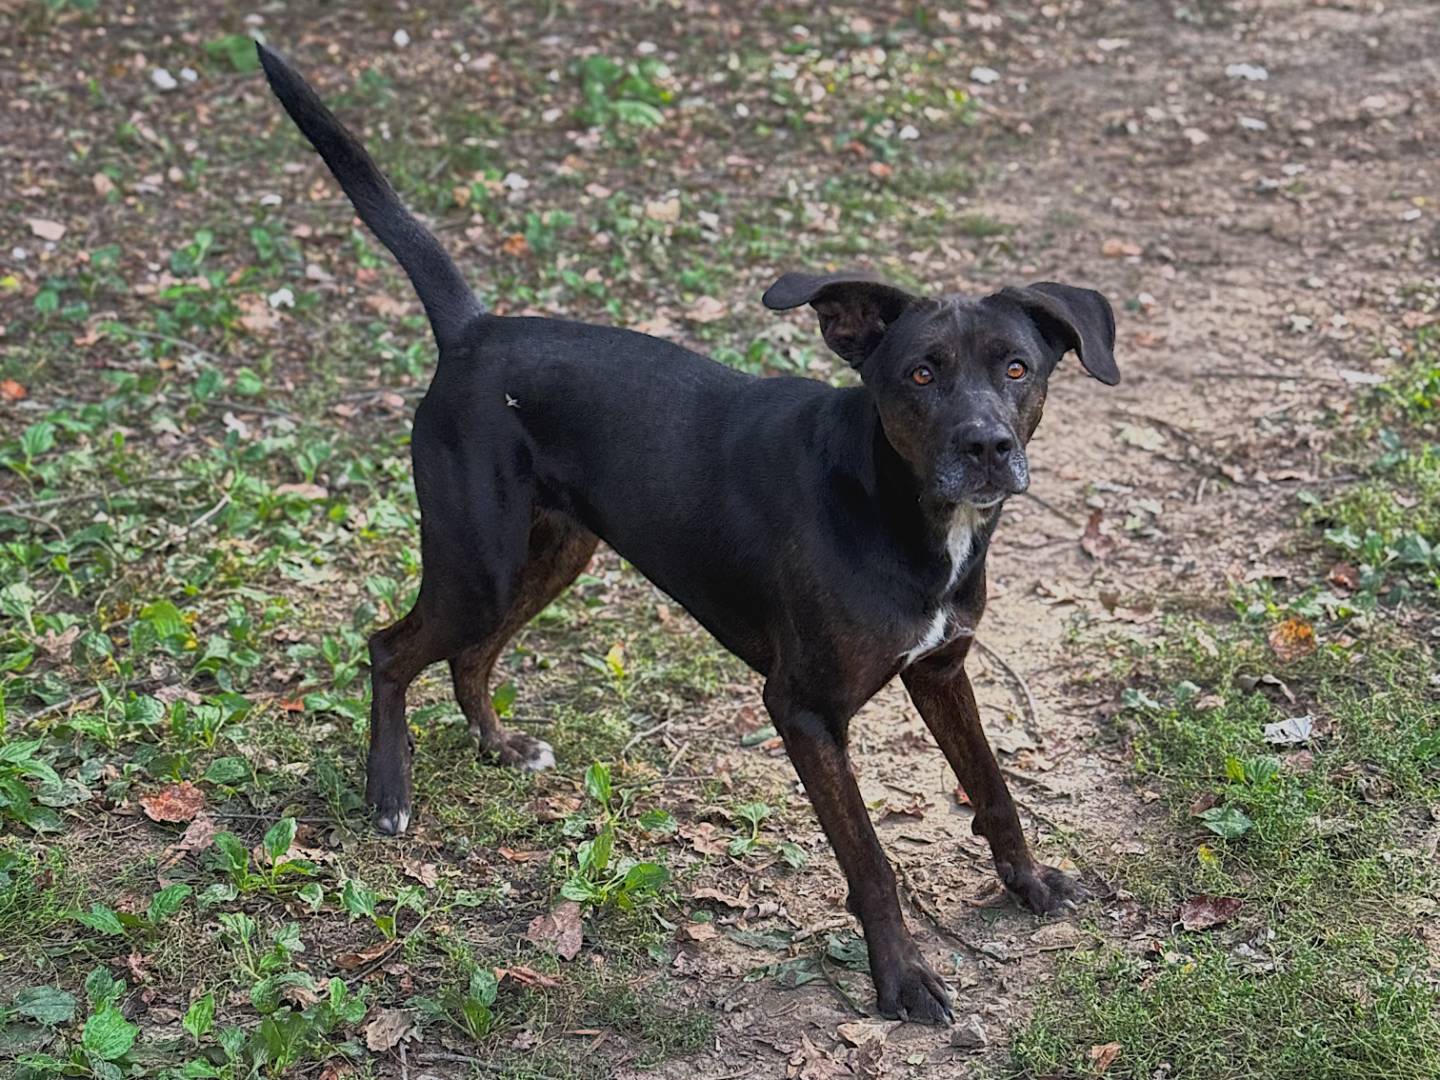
[524,740,556,772]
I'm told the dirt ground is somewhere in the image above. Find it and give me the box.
[643,1,1438,1075]
[2,0,1437,1077]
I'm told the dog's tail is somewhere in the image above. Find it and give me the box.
[256,42,482,351]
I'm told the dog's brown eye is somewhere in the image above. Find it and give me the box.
[910,365,934,386]
[1006,360,1028,380]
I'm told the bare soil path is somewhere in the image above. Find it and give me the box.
[643,2,1438,1075]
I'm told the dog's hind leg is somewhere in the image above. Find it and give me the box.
[366,592,458,835]
[449,509,598,771]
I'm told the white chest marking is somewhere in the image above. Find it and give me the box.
[899,505,984,667]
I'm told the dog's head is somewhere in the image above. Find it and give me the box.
[764,271,1118,511]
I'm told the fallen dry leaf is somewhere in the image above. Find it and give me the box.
[140,781,206,824]
[691,884,752,909]
[835,1020,899,1048]
[678,821,730,856]
[496,965,563,989]
[682,921,720,942]
[1179,894,1243,931]
[364,1008,416,1052]
[158,811,219,872]
[1101,238,1141,258]
[500,232,529,257]
[1080,509,1117,561]
[1327,562,1359,592]
[1090,1041,1122,1073]
[526,900,583,961]
[27,218,66,242]
[686,295,728,323]
[0,379,27,402]
[401,859,439,888]
[498,846,546,863]
[1268,618,1316,664]
[335,940,392,971]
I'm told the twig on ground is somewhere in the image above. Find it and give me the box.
[202,397,299,421]
[622,717,673,757]
[1020,490,1082,529]
[0,506,67,541]
[896,865,989,958]
[113,327,227,366]
[0,474,192,515]
[20,689,101,726]
[973,639,1040,746]
[187,491,231,532]
[344,911,433,988]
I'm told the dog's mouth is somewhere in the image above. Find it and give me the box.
[929,464,1029,511]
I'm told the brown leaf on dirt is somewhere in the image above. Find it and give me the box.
[1179,894,1243,931]
[881,793,931,820]
[526,900,583,960]
[125,951,151,983]
[158,811,218,873]
[274,482,329,500]
[0,378,27,402]
[1327,562,1360,592]
[364,1008,416,1052]
[27,218,66,241]
[496,965,563,989]
[787,1034,847,1080]
[282,983,321,1008]
[1236,671,1296,704]
[363,292,409,318]
[836,1020,899,1048]
[678,821,730,856]
[1268,618,1316,664]
[691,884,752,909]
[500,232,529,257]
[1101,238,1141,258]
[682,921,720,942]
[141,781,205,823]
[531,795,582,822]
[401,859,439,888]
[1188,791,1219,816]
[1080,509,1117,560]
[236,295,279,335]
[334,940,392,971]
[686,295,728,323]
[1089,1042,1122,1073]
[498,846,546,862]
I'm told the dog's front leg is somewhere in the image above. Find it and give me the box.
[765,687,952,1023]
[902,648,1086,913]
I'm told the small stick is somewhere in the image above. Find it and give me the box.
[972,639,1040,745]
[621,717,672,757]
[113,327,227,366]
[0,474,193,515]
[1020,490,1081,529]
[0,506,67,541]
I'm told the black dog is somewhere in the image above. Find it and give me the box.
[260,43,1118,1023]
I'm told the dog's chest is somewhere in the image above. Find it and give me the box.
[898,507,982,667]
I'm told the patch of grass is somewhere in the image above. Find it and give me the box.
[1009,298,1440,1079]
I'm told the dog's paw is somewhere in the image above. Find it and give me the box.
[367,757,413,836]
[484,731,557,773]
[999,860,1089,915]
[374,805,410,836]
[873,949,953,1025]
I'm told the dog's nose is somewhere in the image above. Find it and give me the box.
[960,424,1014,465]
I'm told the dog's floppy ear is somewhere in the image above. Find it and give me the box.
[763,271,918,368]
[1003,282,1120,385]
